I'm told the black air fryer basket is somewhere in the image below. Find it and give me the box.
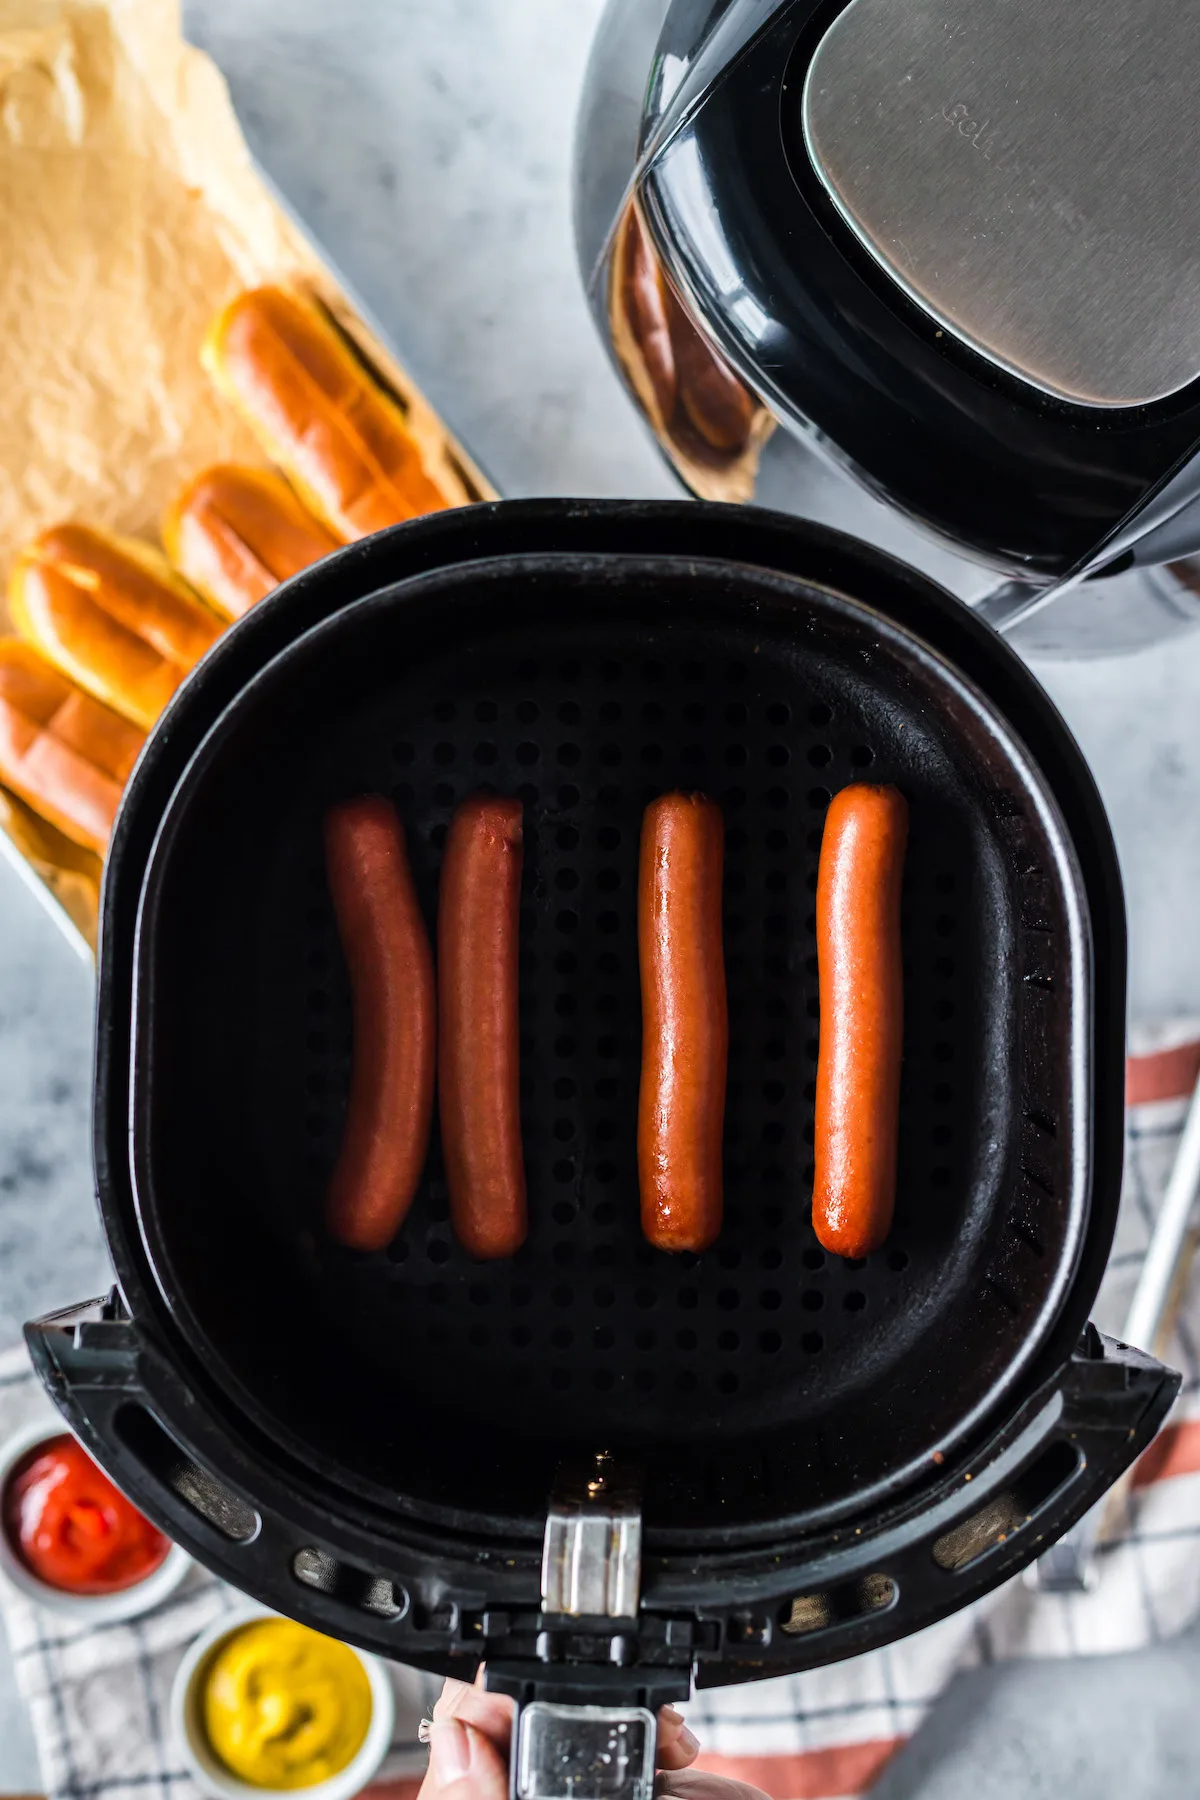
[27,503,1176,1784]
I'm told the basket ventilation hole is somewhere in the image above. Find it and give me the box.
[292,1547,408,1619]
[931,1440,1080,1572]
[114,1404,258,1543]
[780,1573,897,1636]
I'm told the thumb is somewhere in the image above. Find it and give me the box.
[425,1718,510,1800]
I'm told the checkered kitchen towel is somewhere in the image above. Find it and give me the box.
[3,1030,1200,1800]
[0,1357,440,1800]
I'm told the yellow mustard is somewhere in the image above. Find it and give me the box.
[202,1619,372,1790]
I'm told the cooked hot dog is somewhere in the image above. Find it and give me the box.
[324,796,435,1251]
[438,793,527,1260]
[813,783,909,1259]
[638,792,727,1253]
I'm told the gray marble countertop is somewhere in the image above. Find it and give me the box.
[1,0,1199,1790]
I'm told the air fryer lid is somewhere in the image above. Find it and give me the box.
[803,0,1200,408]
[605,1,1200,578]
[130,545,1098,1548]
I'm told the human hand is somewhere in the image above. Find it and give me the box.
[417,1670,766,1800]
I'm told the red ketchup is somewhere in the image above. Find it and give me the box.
[4,1435,170,1594]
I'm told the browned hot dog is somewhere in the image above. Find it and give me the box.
[638,792,727,1252]
[813,783,909,1259]
[324,796,435,1251]
[438,793,527,1259]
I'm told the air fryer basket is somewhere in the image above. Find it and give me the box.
[28,504,1175,1705]
[135,554,1089,1528]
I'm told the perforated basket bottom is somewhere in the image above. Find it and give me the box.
[279,630,984,1442]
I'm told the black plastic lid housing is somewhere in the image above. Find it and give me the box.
[582,0,1200,580]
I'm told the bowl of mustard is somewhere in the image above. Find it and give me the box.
[171,1605,396,1800]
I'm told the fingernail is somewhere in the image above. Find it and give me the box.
[661,1708,684,1728]
[430,1720,472,1787]
[435,1678,471,1720]
[678,1726,700,1757]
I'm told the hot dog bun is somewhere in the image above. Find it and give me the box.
[202,287,453,540]
[0,640,145,854]
[9,524,221,731]
[163,464,341,621]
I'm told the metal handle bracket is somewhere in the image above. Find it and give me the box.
[541,1453,642,1620]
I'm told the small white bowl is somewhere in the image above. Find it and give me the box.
[0,1415,190,1620]
[172,1603,396,1800]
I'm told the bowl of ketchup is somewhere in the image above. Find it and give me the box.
[0,1418,189,1618]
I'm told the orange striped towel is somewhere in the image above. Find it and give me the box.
[678,1030,1200,1800]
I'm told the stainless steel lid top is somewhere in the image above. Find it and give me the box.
[802,0,1200,408]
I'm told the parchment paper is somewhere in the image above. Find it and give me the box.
[0,0,494,949]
